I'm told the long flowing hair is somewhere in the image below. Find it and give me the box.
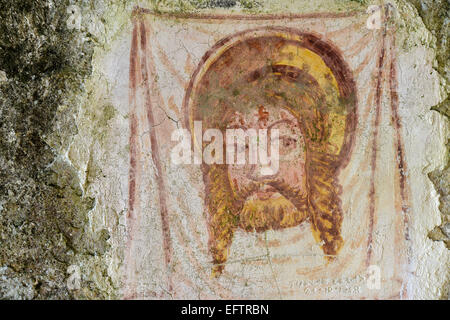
[197,64,345,275]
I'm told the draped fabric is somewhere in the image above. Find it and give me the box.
[124,7,411,299]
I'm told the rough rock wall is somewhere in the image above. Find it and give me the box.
[0,0,447,299]
[408,0,449,250]
[0,0,123,299]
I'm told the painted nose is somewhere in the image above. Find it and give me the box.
[246,163,278,181]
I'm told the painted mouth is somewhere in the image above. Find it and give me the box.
[236,179,306,208]
[254,185,280,200]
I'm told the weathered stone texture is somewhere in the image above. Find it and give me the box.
[0,0,115,299]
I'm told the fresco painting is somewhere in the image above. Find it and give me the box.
[124,7,411,299]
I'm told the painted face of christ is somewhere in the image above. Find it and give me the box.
[226,104,309,232]
[193,39,353,276]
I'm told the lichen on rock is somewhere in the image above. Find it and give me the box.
[0,0,117,299]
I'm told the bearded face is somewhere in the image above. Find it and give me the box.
[198,67,346,276]
[187,32,356,277]
[226,105,310,232]
[190,47,353,277]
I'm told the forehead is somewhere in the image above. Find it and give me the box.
[229,105,298,125]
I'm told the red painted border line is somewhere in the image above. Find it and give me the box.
[124,20,140,299]
[389,32,411,259]
[366,28,386,267]
[389,32,412,300]
[127,21,139,227]
[133,6,363,21]
[139,20,174,293]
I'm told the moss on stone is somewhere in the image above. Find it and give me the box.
[0,0,113,299]
[407,1,449,253]
[149,0,365,14]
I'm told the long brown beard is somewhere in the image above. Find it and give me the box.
[204,151,343,276]
[234,179,307,210]
[236,179,310,232]
[203,165,313,276]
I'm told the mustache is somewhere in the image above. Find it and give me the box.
[234,179,308,211]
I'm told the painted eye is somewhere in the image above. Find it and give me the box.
[282,137,297,148]
[287,71,298,79]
